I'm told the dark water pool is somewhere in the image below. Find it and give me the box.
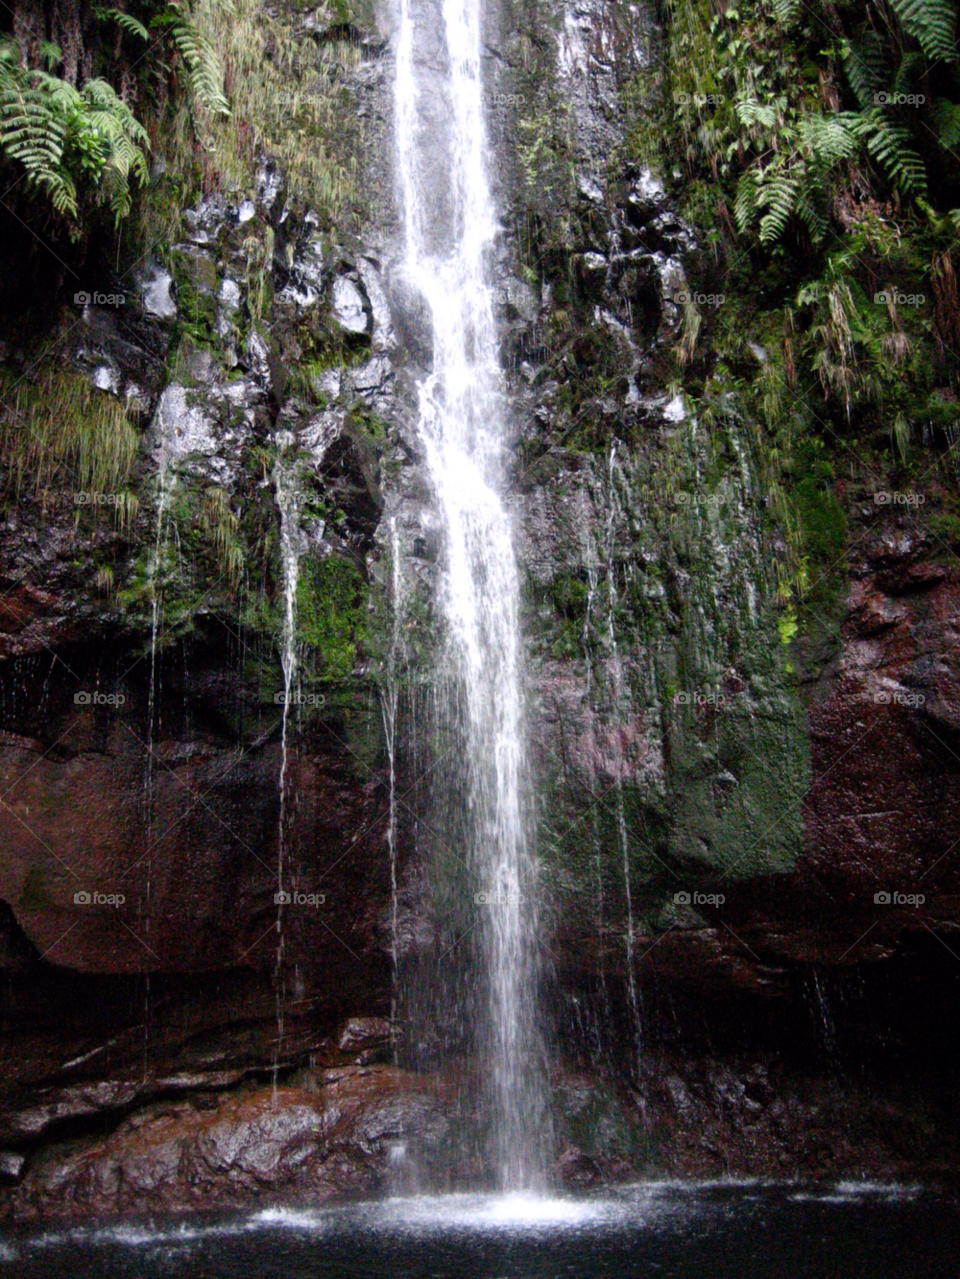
[1,1182,956,1278]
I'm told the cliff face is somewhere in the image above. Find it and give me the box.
[2,0,960,1219]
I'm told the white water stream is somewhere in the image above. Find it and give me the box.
[272,441,303,1093]
[394,0,548,1188]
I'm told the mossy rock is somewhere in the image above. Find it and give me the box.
[297,553,370,678]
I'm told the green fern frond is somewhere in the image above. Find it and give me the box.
[887,0,958,62]
[0,38,149,224]
[797,115,857,165]
[842,34,890,108]
[159,6,230,117]
[756,167,800,244]
[766,0,800,25]
[98,8,151,41]
[734,168,759,232]
[892,50,927,93]
[845,107,928,196]
[793,185,830,242]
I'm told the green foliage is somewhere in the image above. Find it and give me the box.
[793,475,847,564]
[928,511,960,544]
[0,368,139,523]
[171,0,359,219]
[887,0,958,62]
[97,8,151,42]
[296,555,370,678]
[154,2,230,118]
[199,486,244,585]
[0,40,149,226]
[668,0,960,251]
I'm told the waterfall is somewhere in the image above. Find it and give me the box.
[381,514,403,1059]
[272,440,303,1094]
[603,445,644,1083]
[394,0,549,1188]
[141,464,171,1082]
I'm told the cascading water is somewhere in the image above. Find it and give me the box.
[272,440,303,1094]
[602,444,644,1083]
[381,515,404,1055]
[140,464,171,1082]
[394,0,549,1188]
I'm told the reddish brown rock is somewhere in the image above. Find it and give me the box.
[5,1067,450,1222]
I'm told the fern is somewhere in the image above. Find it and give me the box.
[734,168,759,232]
[0,45,73,213]
[97,8,150,41]
[156,4,230,117]
[933,96,960,144]
[841,35,888,109]
[845,108,928,197]
[766,0,800,25]
[0,39,149,224]
[755,168,799,244]
[887,0,958,62]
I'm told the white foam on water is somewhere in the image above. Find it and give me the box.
[790,1181,922,1205]
[4,1180,933,1260]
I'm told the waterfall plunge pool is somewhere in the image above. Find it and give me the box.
[2,1182,956,1277]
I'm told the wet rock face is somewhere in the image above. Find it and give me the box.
[0,627,393,982]
[1,0,960,1225]
[5,1067,451,1221]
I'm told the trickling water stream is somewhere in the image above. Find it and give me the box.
[273,440,304,1092]
[381,514,404,1055]
[394,0,549,1188]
